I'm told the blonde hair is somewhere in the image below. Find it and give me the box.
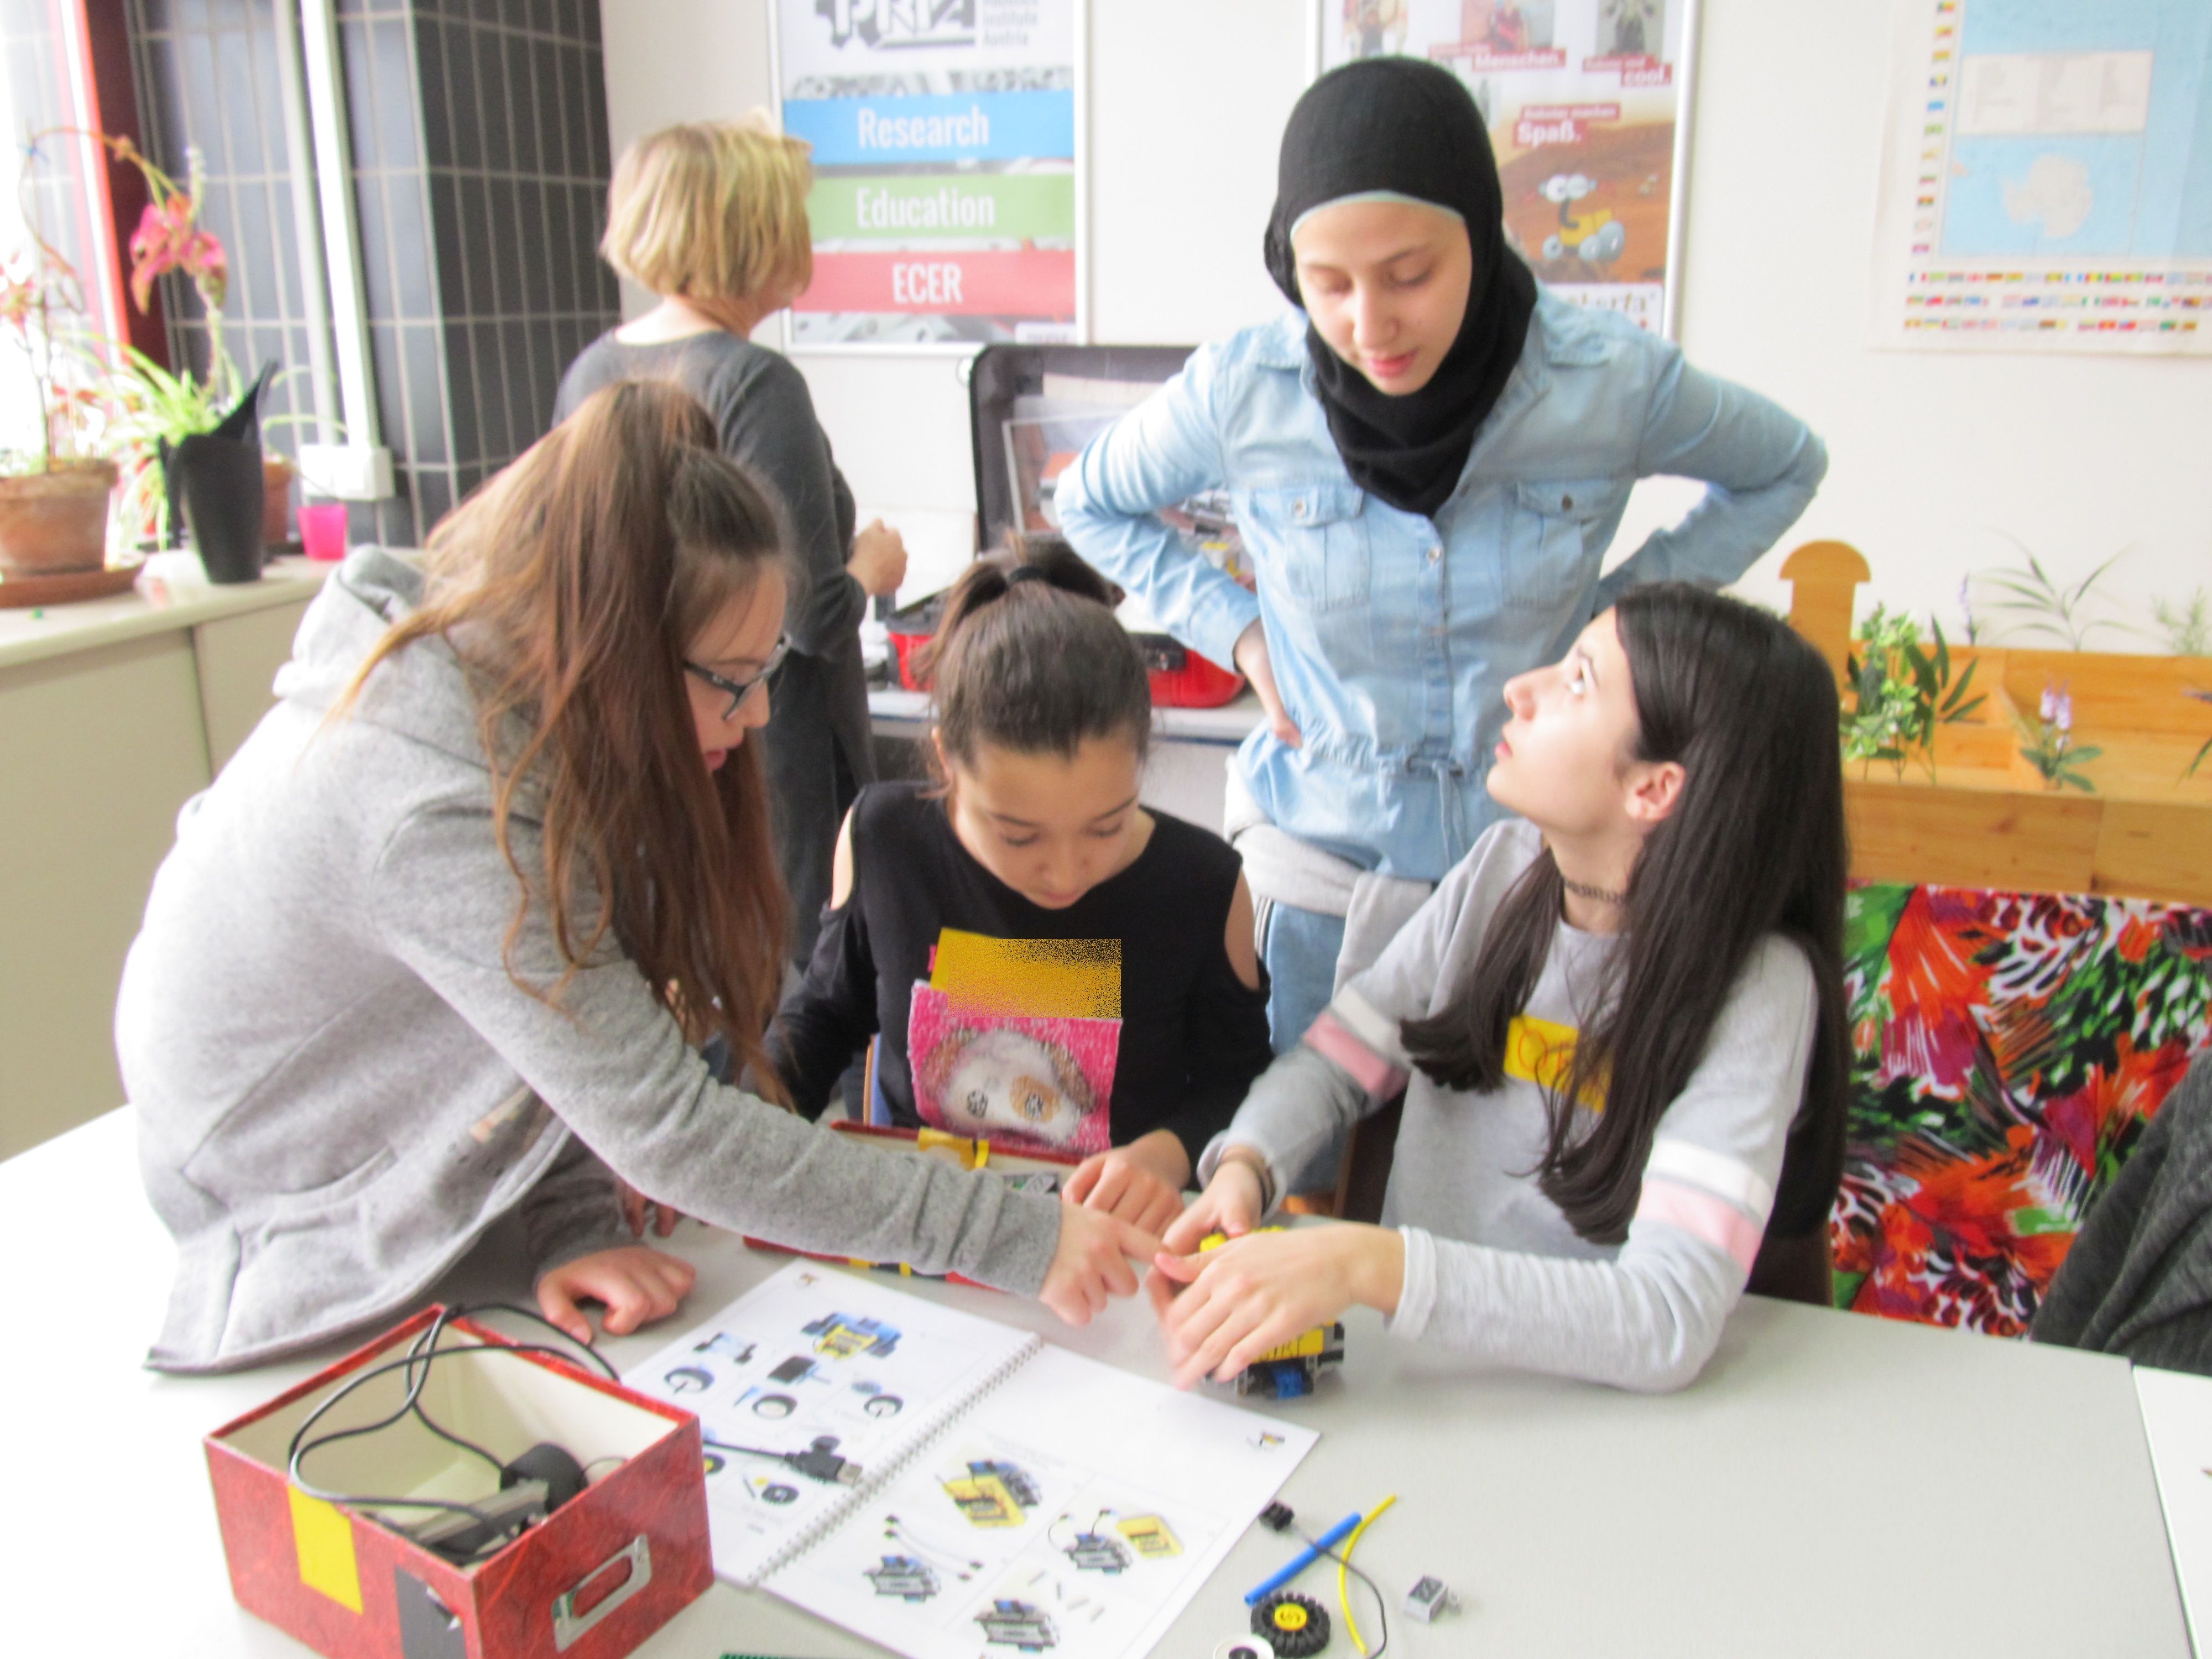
[601,118,813,304]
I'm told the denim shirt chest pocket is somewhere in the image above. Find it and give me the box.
[1242,481,1371,614]
[1501,476,1626,612]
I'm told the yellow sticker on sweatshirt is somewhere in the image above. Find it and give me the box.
[1504,1014,1605,1111]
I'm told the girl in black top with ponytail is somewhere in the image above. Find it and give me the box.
[769,541,1274,1239]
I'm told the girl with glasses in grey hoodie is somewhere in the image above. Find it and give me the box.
[117,381,1154,1374]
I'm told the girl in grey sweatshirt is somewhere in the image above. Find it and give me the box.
[117,384,1151,1374]
[1151,584,1851,1392]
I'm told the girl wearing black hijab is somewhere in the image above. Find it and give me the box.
[1057,58,1827,1192]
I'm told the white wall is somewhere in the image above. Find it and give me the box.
[601,0,2212,647]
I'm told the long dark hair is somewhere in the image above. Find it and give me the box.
[1400,583,1849,1245]
[340,380,794,1096]
[920,534,1152,773]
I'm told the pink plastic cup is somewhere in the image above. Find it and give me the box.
[299,501,349,562]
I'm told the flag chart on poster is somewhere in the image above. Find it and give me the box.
[1868,0,2212,354]
[1313,0,1700,340]
[773,0,1087,352]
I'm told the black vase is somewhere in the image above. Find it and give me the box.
[166,433,267,583]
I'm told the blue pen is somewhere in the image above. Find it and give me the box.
[1244,1508,1363,1605]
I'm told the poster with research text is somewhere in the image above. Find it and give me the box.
[1318,0,1695,338]
[775,0,1083,349]
[1869,0,2212,354]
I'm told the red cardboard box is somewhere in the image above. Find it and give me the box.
[205,1307,712,1659]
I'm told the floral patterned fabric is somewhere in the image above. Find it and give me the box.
[1833,884,2212,1335]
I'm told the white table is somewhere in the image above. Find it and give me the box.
[1,1109,2187,1658]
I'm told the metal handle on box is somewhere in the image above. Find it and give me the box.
[551,1533,651,1652]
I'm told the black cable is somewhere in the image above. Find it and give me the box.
[284,1301,619,1538]
[701,1437,862,1484]
[1293,1527,1389,1659]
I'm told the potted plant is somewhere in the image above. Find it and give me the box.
[80,133,273,584]
[0,140,117,578]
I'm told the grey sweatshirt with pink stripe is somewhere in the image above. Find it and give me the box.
[1199,819,1817,1392]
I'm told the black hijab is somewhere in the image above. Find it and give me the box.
[1263,58,1538,520]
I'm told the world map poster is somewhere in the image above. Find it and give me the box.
[1871,0,2212,353]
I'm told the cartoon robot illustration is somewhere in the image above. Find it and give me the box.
[1538,173,1626,267]
[1115,1514,1183,1559]
[1197,1233,1347,1399]
[1061,1531,1130,1574]
[802,1311,902,1359]
[975,1599,1058,1652]
[942,1459,1043,1526]
[865,1554,941,1601]
[883,1514,984,1581]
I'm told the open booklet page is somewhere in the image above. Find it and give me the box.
[627,1259,1037,1584]
[766,1341,1318,1659]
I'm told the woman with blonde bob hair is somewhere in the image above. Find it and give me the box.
[559,118,906,967]
[118,382,1153,1375]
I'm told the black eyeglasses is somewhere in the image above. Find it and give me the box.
[685,635,789,721]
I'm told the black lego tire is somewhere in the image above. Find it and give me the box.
[1251,1590,1329,1658]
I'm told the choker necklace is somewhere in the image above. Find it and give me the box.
[1560,874,1626,906]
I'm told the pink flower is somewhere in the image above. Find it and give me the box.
[127,194,227,314]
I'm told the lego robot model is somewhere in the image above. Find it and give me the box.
[1051,1510,1132,1574]
[1197,1233,1346,1400]
[865,1555,941,1602]
[802,1311,901,1359]
[1538,172,1626,266]
[942,1459,1043,1526]
[975,1598,1058,1652]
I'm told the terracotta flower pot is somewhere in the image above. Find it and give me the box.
[261,454,295,548]
[0,458,118,576]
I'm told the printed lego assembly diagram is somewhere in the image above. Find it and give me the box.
[629,1261,1319,1659]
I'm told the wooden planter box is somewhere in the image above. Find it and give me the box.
[1782,542,2212,905]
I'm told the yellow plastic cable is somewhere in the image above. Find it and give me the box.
[1336,1493,1397,1656]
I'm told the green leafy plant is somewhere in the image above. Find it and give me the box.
[2152,588,2211,658]
[2016,681,2100,792]
[1972,540,2135,651]
[1842,606,1986,780]
[91,342,240,549]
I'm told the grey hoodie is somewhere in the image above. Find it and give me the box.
[117,549,1061,1373]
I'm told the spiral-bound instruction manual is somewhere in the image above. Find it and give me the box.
[628,1259,1318,1659]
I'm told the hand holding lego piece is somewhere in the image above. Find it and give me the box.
[1161,1152,1267,1254]
[1148,1223,1400,1391]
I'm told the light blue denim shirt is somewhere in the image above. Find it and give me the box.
[1056,291,1828,882]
